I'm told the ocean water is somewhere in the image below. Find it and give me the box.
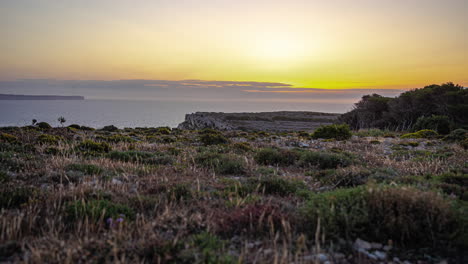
[0,99,351,128]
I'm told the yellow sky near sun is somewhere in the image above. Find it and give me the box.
[0,0,467,89]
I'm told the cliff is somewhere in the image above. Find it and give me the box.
[177,111,340,131]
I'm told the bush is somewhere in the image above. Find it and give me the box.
[0,187,39,209]
[443,128,467,142]
[65,199,135,222]
[254,148,300,166]
[298,151,352,169]
[256,177,307,196]
[68,124,81,129]
[401,129,439,139]
[413,115,452,134]
[0,133,17,143]
[312,124,352,140]
[103,134,135,143]
[166,184,193,201]
[301,186,467,248]
[66,163,103,175]
[200,133,229,145]
[100,125,119,132]
[36,122,51,129]
[37,134,63,145]
[156,127,171,135]
[108,151,173,165]
[195,152,246,175]
[77,140,111,154]
[313,168,372,187]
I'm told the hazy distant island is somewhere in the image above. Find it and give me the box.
[0,94,84,100]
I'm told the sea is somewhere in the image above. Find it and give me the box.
[0,99,352,128]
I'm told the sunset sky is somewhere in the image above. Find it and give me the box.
[1,0,467,90]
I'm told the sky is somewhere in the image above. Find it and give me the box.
[0,0,467,98]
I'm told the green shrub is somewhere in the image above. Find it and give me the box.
[413,115,452,134]
[200,133,229,145]
[187,232,235,264]
[443,128,467,142]
[0,133,18,143]
[156,127,171,135]
[301,186,467,248]
[100,125,119,132]
[108,151,173,165]
[0,171,10,183]
[103,134,135,143]
[37,134,63,145]
[195,152,245,175]
[254,148,300,166]
[77,140,111,154]
[0,187,39,209]
[312,124,352,140]
[256,177,307,196]
[314,168,372,187]
[68,124,81,129]
[401,129,438,139]
[167,184,193,201]
[66,163,103,175]
[354,129,387,137]
[231,142,252,153]
[65,199,135,222]
[36,122,51,129]
[298,151,352,169]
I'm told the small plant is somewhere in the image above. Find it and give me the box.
[77,140,111,154]
[66,163,103,175]
[36,122,51,129]
[254,148,300,166]
[65,199,135,222]
[256,177,307,196]
[100,125,119,132]
[298,151,352,169]
[200,133,229,145]
[401,129,438,139]
[312,124,352,140]
[195,152,245,175]
[58,116,66,127]
[37,134,63,145]
[413,115,452,135]
[0,133,18,143]
[0,187,39,209]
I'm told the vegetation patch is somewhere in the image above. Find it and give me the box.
[312,124,352,140]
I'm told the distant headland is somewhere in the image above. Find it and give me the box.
[0,94,84,100]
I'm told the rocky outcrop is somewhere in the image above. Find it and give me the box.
[177,111,340,131]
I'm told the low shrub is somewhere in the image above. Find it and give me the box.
[301,186,467,249]
[254,148,300,166]
[312,124,352,140]
[0,187,39,209]
[37,134,63,145]
[200,133,229,145]
[0,133,18,143]
[36,122,51,129]
[231,142,252,153]
[100,125,119,132]
[0,171,10,183]
[298,151,352,169]
[156,127,171,135]
[66,163,103,175]
[65,199,135,222]
[68,124,81,129]
[443,128,467,142]
[256,177,307,196]
[108,151,173,165]
[413,115,452,135]
[77,140,111,154]
[215,203,286,235]
[313,167,372,187]
[195,152,245,175]
[401,129,438,139]
[166,184,193,201]
[103,134,135,143]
